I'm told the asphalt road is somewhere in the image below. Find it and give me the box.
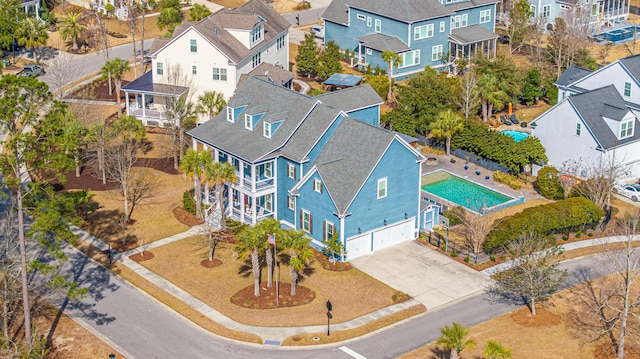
[48,240,620,358]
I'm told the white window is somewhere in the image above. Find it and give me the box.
[245,114,253,130]
[451,14,468,29]
[287,163,296,179]
[366,48,372,55]
[190,39,197,52]
[480,9,491,23]
[440,21,445,32]
[414,24,434,40]
[357,13,366,20]
[375,19,381,32]
[252,52,261,69]
[377,178,387,199]
[542,5,551,18]
[287,196,295,210]
[277,35,285,50]
[313,179,322,193]
[576,123,581,136]
[324,221,336,240]
[367,16,372,27]
[620,120,634,138]
[625,82,631,97]
[156,62,163,75]
[264,162,272,177]
[529,5,536,15]
[191,65,197,75]
[400,50,420,68]
[264,194,273,212]
[227,107,234,122]
[301,209,312,233]
[251,24,263,46]
[263,122,272,138]
[432,44,443,62]
[212,67,227,81]
[591,3,598,16]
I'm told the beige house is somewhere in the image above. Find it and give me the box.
[123,0,292,126]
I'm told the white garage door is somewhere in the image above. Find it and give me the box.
[372,218,415,251]
[346,233,372,259]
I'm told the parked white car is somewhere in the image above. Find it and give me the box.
[613,184,640,202]
[310,25,324,39]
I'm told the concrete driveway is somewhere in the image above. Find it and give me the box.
[350,241,490,310]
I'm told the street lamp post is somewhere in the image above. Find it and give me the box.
[326,300,333,336]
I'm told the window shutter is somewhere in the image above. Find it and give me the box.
[323,220,327,240]
[299,210,303,230]
[309,214,313,234]
[294,167,297,179]
[320,183,323,193]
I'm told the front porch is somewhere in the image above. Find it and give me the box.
[122,71,189,127]
[449,25,498,73]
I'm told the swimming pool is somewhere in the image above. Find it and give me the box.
[501,130,530,142]
[421,171,515,213]
[594,26,640,44]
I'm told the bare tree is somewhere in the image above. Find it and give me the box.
[455,208,498,263]
[164,63,197,170]
[0,197,22,347]
[43,43,85,98]
[569,212,640,358]
[84,9,110,61]
[561,155,627,210]
[456,73,480,120]
[126,5,141,78]
[488,231,567,316]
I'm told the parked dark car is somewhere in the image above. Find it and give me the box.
[17,64,45,78]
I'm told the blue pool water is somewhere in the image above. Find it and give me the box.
[594,26,640,43]
[501,130,530,142]
[422,171,513,212]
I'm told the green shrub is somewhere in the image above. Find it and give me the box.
[493,171,523,190]
[490,255,496,262]
[484,197,604,253]
[576,230,583,238]
[464,255,470,263]
[451,251,457,258]
[536,166,564,199]
[562,235,569,241]
[309,88,324,96]
[183,189,196,214]
[363,75,389,100]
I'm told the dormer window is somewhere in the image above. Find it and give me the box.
[251,24,264,47]
[245,114,253,130]
[264,122,272,138]
[227,107,234,122]
[620,120,634,139]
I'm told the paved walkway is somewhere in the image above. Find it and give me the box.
[71,225,420,344]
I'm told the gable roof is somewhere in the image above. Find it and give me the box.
[237,63,294,89]
[568,85,640,149]
[322,0,349,25]
[555,65,592,87]
[314,117,397,214]
[122,71,189,96]
[315,85,383,112]
[450,25,499,45]
[150,0,290,64]
[619,54,640,83]
[355,33,410,52]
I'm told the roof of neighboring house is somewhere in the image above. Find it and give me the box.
[237,63,295,89]
[449,25,499,45]
[356,33,410,52]
[314,117,397,215]
[315,85,383,112]
[555,65,592,87]
[147,38,171,56]
[187,76,339,163]
[568,85,640,149]
[150,0,290,64]
[121,71,189,96]
[619,54,640,83]
[323,73,363,87]
[324,0,498,24]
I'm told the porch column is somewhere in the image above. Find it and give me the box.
[251,164,256,192]
[238,159,244,188]
[251,197,256,225]
[240,192,245,223]
[125,92,130,114]
[141,93,146,117]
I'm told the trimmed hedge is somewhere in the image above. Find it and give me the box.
[484,197,604,253]
[183,189,196,214]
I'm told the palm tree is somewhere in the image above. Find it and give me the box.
[255,218,283,288]
[196,91,226,121]
[206,161,237,228]
[380,50,401,103]
[478,74,508,122]
[87,122,110,184]
[102,58,131,115]
[180,149,213,218]
[484,340,512,359]
[429,109,464,156]
[283,230,313,296]
[437,322,476,359]
[59,12,86,51]
[15,17,48,64]
[188,3,211,21]
[234,226,265,297]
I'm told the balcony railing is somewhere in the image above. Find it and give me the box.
[237,176,275,191]
[128,103,167,121]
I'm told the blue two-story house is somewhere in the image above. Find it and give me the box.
[322,0,499,79]
[187,76,438,259]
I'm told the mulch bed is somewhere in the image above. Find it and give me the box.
[68,78,131,101]
[231,282,315,309]
[130,251,155,262]
[312,249,352,272]
[173,206,204,227]
[200,258,222,268]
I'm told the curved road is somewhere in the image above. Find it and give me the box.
[51,242,619,358]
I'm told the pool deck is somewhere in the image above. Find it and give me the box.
[421,152,542,204]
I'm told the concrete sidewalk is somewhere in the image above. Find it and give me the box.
[71,225,421,344]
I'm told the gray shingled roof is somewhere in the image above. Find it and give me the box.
[344,0,452,22]
[122,71,189,96]
[445,0,501,11]
[568,85,640,150]
[555,65,592,87]
[315,85,383,112]
[236,63,294,89]
[151,0,290,64]
[314,117,397,215]
[620,54,640,83]
[278,104,343,162]
[187,76,335,163]
[322,0,349,24]
[449,25,498,45]
[147,38,171,57]
[356,33,410,52]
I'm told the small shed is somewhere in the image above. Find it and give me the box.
[323,73,363,91]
